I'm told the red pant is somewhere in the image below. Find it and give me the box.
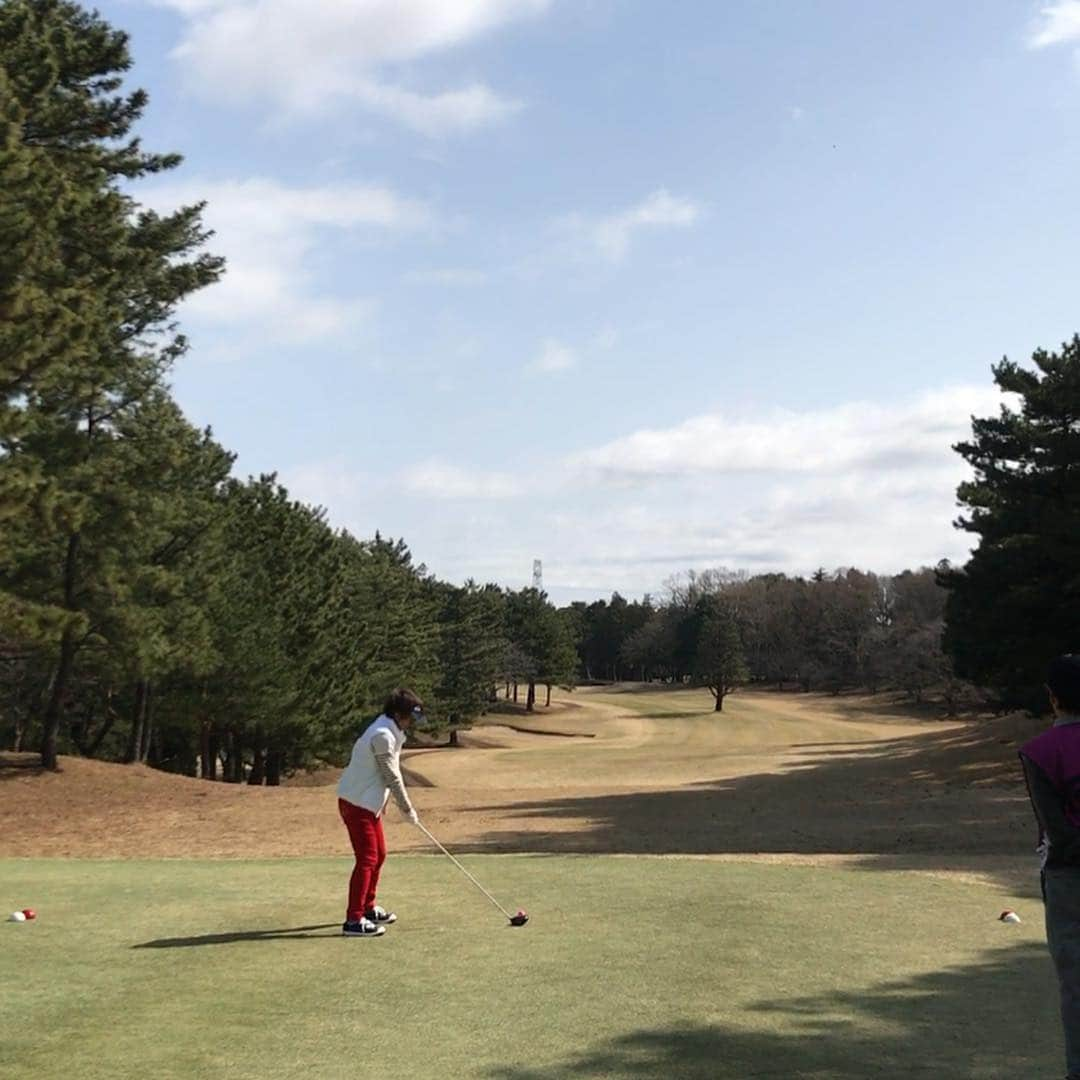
[339,799,386,922]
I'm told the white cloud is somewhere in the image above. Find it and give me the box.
[520,385,1008,592]
[561,189,702,263]
[531,471,972,598]
[282,457,373,511]
[352,80,521,136]
[188,178,434,232]
[596,190,700,262]
[150,0,222,11]
[1029,2,1080,47]
[400,461,521,500]
[529,338,577,374]
[273,386,1008,600]
[570,385,1000,480]
[406,267,489,287]
[149,0,549,133]
[144,177,433,345]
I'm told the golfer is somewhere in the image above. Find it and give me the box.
[337,688,423,937]
[1020,655,1080,1079]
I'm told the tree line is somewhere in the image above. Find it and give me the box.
[3,1,1078,778]
[565,565,957,711]
[569,328,1080,715]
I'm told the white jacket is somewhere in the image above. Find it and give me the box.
[337,714,410,816]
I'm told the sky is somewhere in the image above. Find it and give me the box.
[98,0,1080,602]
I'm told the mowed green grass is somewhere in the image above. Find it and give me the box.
[0,856,1060,1079]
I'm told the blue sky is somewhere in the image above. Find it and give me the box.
[101,0,1080,601]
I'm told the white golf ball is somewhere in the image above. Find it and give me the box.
[8,911,26,923]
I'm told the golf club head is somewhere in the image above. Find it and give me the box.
[509,912,529,927]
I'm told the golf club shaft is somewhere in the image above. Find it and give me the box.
[415,821,514,920]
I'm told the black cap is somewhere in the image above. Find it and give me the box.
[1047,655,1080,713]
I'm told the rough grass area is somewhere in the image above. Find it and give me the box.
[0,689,1041,862]
[0,856,1061,1079]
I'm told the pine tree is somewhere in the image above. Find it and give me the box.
[505,588,545,711]
[505,587,577,711]
[942,338,1080,707]
[538,607,578,707]
[0,2,222,767]
[307,530,439,763]
[109,396,234,763]
[197,478,332,783]
[434,581,507,741]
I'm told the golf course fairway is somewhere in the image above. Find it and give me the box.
[0,856,1058,1079]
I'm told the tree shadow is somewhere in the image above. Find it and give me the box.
[132,924,340,948]
[589,683,695,696]
[768,689,971,724]
[630,710,718,720]
[485,942,1058,1078]
[591,684,965,711]
[447,713,1044,894]
[0,753,46,780]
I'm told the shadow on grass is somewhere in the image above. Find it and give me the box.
[628,710,717,721]
[588,685,957,717]
[447,712,1044,895]
[486,942,1057,1079]
[586,683,698,696]
[0,753,46,780]
[758,688,968,724]
[133,924,340,948]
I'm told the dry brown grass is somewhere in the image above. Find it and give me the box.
[0,688,1045,885]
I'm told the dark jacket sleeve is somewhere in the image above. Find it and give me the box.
[1021,752,1080,865]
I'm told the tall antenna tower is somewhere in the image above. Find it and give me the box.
[532,559,543,591]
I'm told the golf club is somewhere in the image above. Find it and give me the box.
[415,820,529,926]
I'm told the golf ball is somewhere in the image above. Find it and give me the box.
[8,911,26,923]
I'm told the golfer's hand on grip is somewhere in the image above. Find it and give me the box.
[406,807,420,826]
